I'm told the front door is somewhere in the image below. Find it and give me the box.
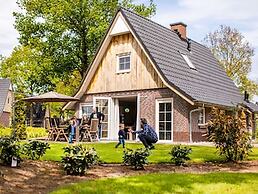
[156,99,173,141]
[93,97,111,139]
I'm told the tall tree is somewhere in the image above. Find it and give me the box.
[13,0,156,78]
[204,25,258,96]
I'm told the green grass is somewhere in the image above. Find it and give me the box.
[50,172,258,194]
[41,142,258,163]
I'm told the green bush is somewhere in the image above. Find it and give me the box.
[0,137,22,166]
[0,126,12,137]
[169,145,192,166]
[0,127,47,139]
[207,107,252,162]
[61,145,99,176]
[26,127,48,139]
[123,148,150,170]
[22,140,50,160]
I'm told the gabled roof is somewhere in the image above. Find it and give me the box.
[64,8,243,110]
[120,8,242,107]
[0,79,11,113]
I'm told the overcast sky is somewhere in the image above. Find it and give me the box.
[0,0,258,100]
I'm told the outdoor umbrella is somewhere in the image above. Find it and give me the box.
[22,91,80,141]
[22,91,79,103]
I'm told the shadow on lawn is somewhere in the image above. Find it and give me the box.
[51,172,258,194]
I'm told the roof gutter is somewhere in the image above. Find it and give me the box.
[189,105,205,143]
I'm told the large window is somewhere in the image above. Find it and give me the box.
[117,53,131,73]
[81,103,93,118]
[94,98,110,139]
[156,99,173,141]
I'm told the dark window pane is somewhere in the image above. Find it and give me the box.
[166,103,172,111]
[159,113,165,121]
[102,130,108,138]
[166,122,171,131]
[166,132,171,140]
[166,113,172,121]
[125,62,130,70]
[159,103,165,111]
[125,57,130,63]
[159,122,165,131]
[119,63,124,70]
[120,57,125,63]
[159,132,164,140]
[101,123,108,131]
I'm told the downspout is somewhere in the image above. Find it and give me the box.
[189,105,205,143]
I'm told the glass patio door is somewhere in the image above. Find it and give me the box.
[93,97,110,139]
[156,99,173,141]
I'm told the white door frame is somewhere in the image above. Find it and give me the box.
[155,98,173,142]
[111,95,140,140]
[93,97,111,140]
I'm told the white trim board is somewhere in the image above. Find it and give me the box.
[155,98,174,142]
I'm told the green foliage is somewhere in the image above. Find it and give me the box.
[12,94,27,140]
[0,126,12,137]
[204,25,258,97]
[61,144,99,175]
[0,137,22,166]
[123,148,150,169]
[169,145,192,166]
[22,140,50,160]
[0,127,47,139]
[26,127,48,138]
[207,107,253,162]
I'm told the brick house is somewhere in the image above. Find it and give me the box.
[0,79,13,127]
[64,8,258,142]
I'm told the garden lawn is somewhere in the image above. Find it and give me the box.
[42,142,258,163]
[50,172,258,194]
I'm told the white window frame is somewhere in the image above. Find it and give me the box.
[93,97,111,140]
[180,52,196,70]
[79,103,93,119]
[155,98,174,142]
[116,52,131,73]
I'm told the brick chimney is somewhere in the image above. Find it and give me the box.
[170,22,187,39]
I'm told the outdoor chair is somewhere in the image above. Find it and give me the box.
[84,119,99,142]
[53,118,69,142]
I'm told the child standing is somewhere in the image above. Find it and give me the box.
[69,116,77,144]
[115,126,126,148]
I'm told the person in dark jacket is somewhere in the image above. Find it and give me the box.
[115,126,126,148]
[131,118,158,149]
[88,108,105,139]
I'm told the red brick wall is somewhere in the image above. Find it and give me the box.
[0,112,11,127]
[79,88,210,142]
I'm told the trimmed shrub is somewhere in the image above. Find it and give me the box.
[207,107,252,162]
[26,127,48,139]
[22,140,50,160]
[61,145,99,176]
[123,148,150,170]
[0,127,47,139]
[0,137,21,166]
[169,145,192,166]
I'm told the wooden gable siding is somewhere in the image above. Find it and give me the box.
[87,33,165,94]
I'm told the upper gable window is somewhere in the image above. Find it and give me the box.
[117,53,131,73]
[180,53,196,70]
